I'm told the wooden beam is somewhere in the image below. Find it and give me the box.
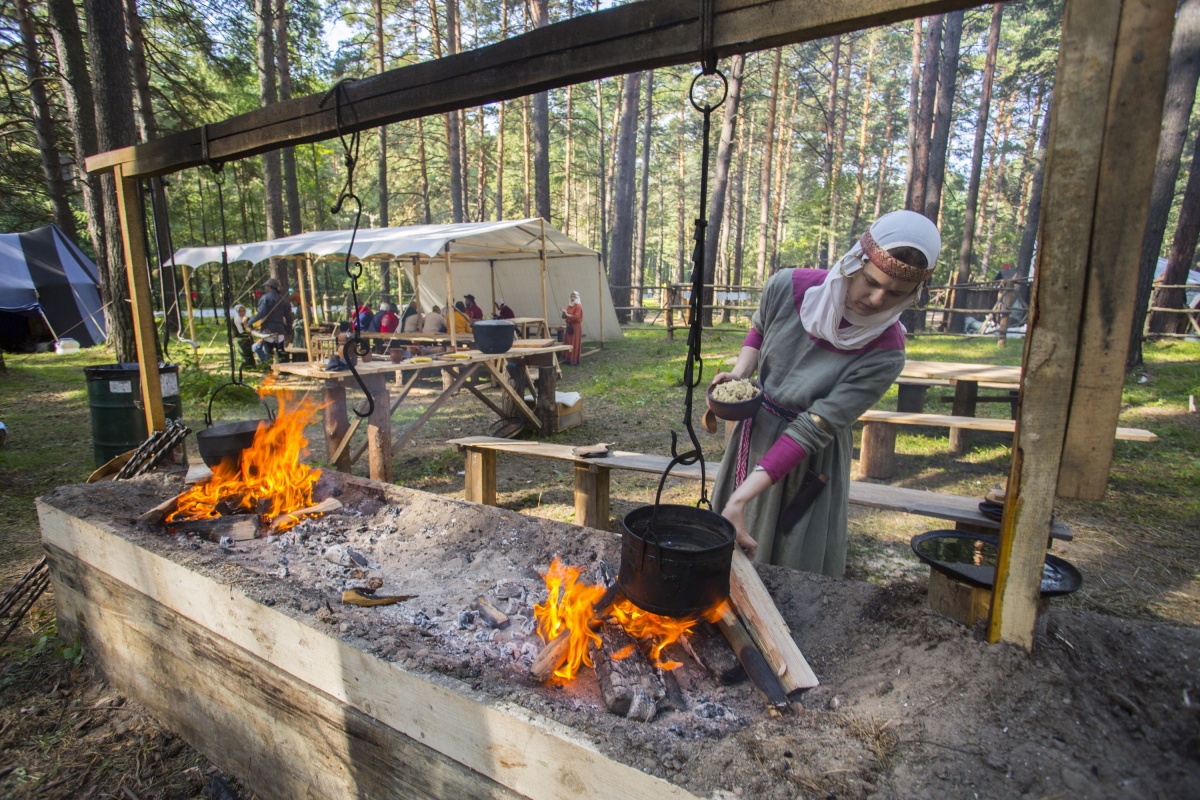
[1058,0,1174,500]
[85,0,984,179]
[990,0,1121,650]
[112,163,165,433]
[728,549,819,692]
[465,449,497,505]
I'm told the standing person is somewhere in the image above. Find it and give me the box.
[560,290,583,366]
[494,297,516,319]
[463,294,484,321]
[710,210,940,576]
[231,303,256,366]
[249,278,294,364]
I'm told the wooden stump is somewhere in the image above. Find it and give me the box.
[535,365,557,434]
[364,374,393,483]
[927,568,991,626]
[323,381,351,472]
[465,449,497,505]
[592,621,663,722]
[858,421,896,480]
[573,463,610,529]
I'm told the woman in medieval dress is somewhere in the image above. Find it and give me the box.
[561,291,583,366]
[710,210,941,577]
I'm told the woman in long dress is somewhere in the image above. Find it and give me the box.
[710,210,941,577]
[561,291,583,366]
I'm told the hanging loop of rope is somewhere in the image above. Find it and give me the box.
[321,79,374,418]
[652,60,727,511]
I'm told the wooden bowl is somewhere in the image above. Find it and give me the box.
[705,379,763,421]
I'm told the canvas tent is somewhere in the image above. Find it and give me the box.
[167,219,622,342]
[0,223,106,348]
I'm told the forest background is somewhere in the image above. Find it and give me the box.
[0,0,1197,364]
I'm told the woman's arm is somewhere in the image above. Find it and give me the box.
[710,345,760,387]
[719,468,771,556]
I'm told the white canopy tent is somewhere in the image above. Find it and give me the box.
[167,218,622,342]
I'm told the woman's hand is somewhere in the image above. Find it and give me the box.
[710,371,740,388]
[721,500,758,557]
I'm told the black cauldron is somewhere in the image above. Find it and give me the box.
[196,419,268,468]
[619,504,736,617]
[472,319,517,354]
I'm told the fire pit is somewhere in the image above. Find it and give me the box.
[38,469,830,800]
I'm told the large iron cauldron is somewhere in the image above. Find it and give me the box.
[471,319,517,354]
[619,504,736,617]
[196,419,267,468]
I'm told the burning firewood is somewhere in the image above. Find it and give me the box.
[592,620,664,722]
[136,490,191,527]
[474,596,510,629]
[714,602,790,711]
[728,549,819,692]
[170,515,261,542]
[268,497,343,533]
[529,582,622,682]
[681,622,743,685]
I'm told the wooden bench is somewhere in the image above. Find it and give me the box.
[447,436,1072,543]
[856,409,1157,480]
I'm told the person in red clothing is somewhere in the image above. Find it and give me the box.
[378,303,400,333]
[494,298,516,319]
[463,294,484,321]
[560,290,583,366]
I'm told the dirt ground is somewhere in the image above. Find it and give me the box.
[27,473,1200,800]
[2,346,1198,799]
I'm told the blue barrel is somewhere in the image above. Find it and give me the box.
[84,363,183,467]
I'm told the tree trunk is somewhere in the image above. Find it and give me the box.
[826,38,852,267]
[923,10,964,224]
[47,0,105,267]
[772,87,799,273]
[16,0,76,243]
[949,4,1002,333]
[522,96,532,218]
[1152,120,1200,334]
[609,71,641,323]
[755,48,783,282]
[438,0,464,223]
[277,0,302,236]
[905,19,921,199]
[1015,94,1052,281]
[371,0,390,295]
[255,0,286,293]
[981,90,1017,275]
[821,37,841,267]
[633,70,655,322]
[702,55,745,326]
[907,14,941,213]
[84,0,140,361]
[849,35,877,236]
[1131,0,1200,362]
[675,127,686,284]
[873,89,894,221]
[596,71,609,272]
[413,15,433,224]
[732,117,749,290]
[530,0,551,221]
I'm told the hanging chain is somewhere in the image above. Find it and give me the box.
[653,60,727,510]
[322,79,374,418]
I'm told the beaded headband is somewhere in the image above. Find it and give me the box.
[859,230,934,283]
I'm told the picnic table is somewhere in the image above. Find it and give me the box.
[272,344,569,482]
[898,360,1022,451]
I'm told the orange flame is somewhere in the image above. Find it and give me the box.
[533,559,718,679]
[167,390,322,532]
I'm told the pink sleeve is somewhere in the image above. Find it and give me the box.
[756,436,808,484]
[743,328,763,349]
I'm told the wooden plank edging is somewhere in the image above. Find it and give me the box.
[36,500,701,800]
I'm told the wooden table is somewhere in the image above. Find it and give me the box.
[273,344,569,482]
[509,317,548,338]
[898,360,1022,452]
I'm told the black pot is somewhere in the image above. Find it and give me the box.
[196,419,268,468]
[472,319,517,354]
[619,504,736,617]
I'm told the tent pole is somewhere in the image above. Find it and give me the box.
[112,162,165,433]
[413,256,421,313]
[445,245,457,348]
[490,259,496,318]
[306,256,319,324]
[598,253,603,346]
[295,258,314,362]
[180,264,197,345]
[539,218,548,329]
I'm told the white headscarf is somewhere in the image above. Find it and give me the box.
[568,291,580,306]
[799,210,941,349]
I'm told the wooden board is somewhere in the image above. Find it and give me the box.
[37,500,702,800]
[1059,0,1175,499]
[857,410,1155,441]
[87,0,985,179]
[728,550,819,693]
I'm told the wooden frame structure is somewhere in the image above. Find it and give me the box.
[86,0,1174,648]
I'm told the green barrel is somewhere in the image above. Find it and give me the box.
[84,363,183,467]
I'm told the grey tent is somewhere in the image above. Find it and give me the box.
[0,223,106,348]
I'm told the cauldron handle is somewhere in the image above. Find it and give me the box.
[204,375,275,428]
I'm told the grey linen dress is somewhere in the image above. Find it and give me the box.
[711,268,905,576]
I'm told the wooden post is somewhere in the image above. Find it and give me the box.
[489,260,496,316]
[444,245,456,348]
[112,163,164,433]
[464,449,497,505]
[323,380,352,472]
[573,463,610,529]
[412,256,421,313]
[1058,0,1175,500]
[858,421,896,480]
[179,264,197,345]
[535,365,557,434]
[949,381,978,453]
[539,219,549,329]
[364,374,393,483]
[306,257,320,325]
[597,254,604,344]
[991,0,1171,649]
[896,383,927,413]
